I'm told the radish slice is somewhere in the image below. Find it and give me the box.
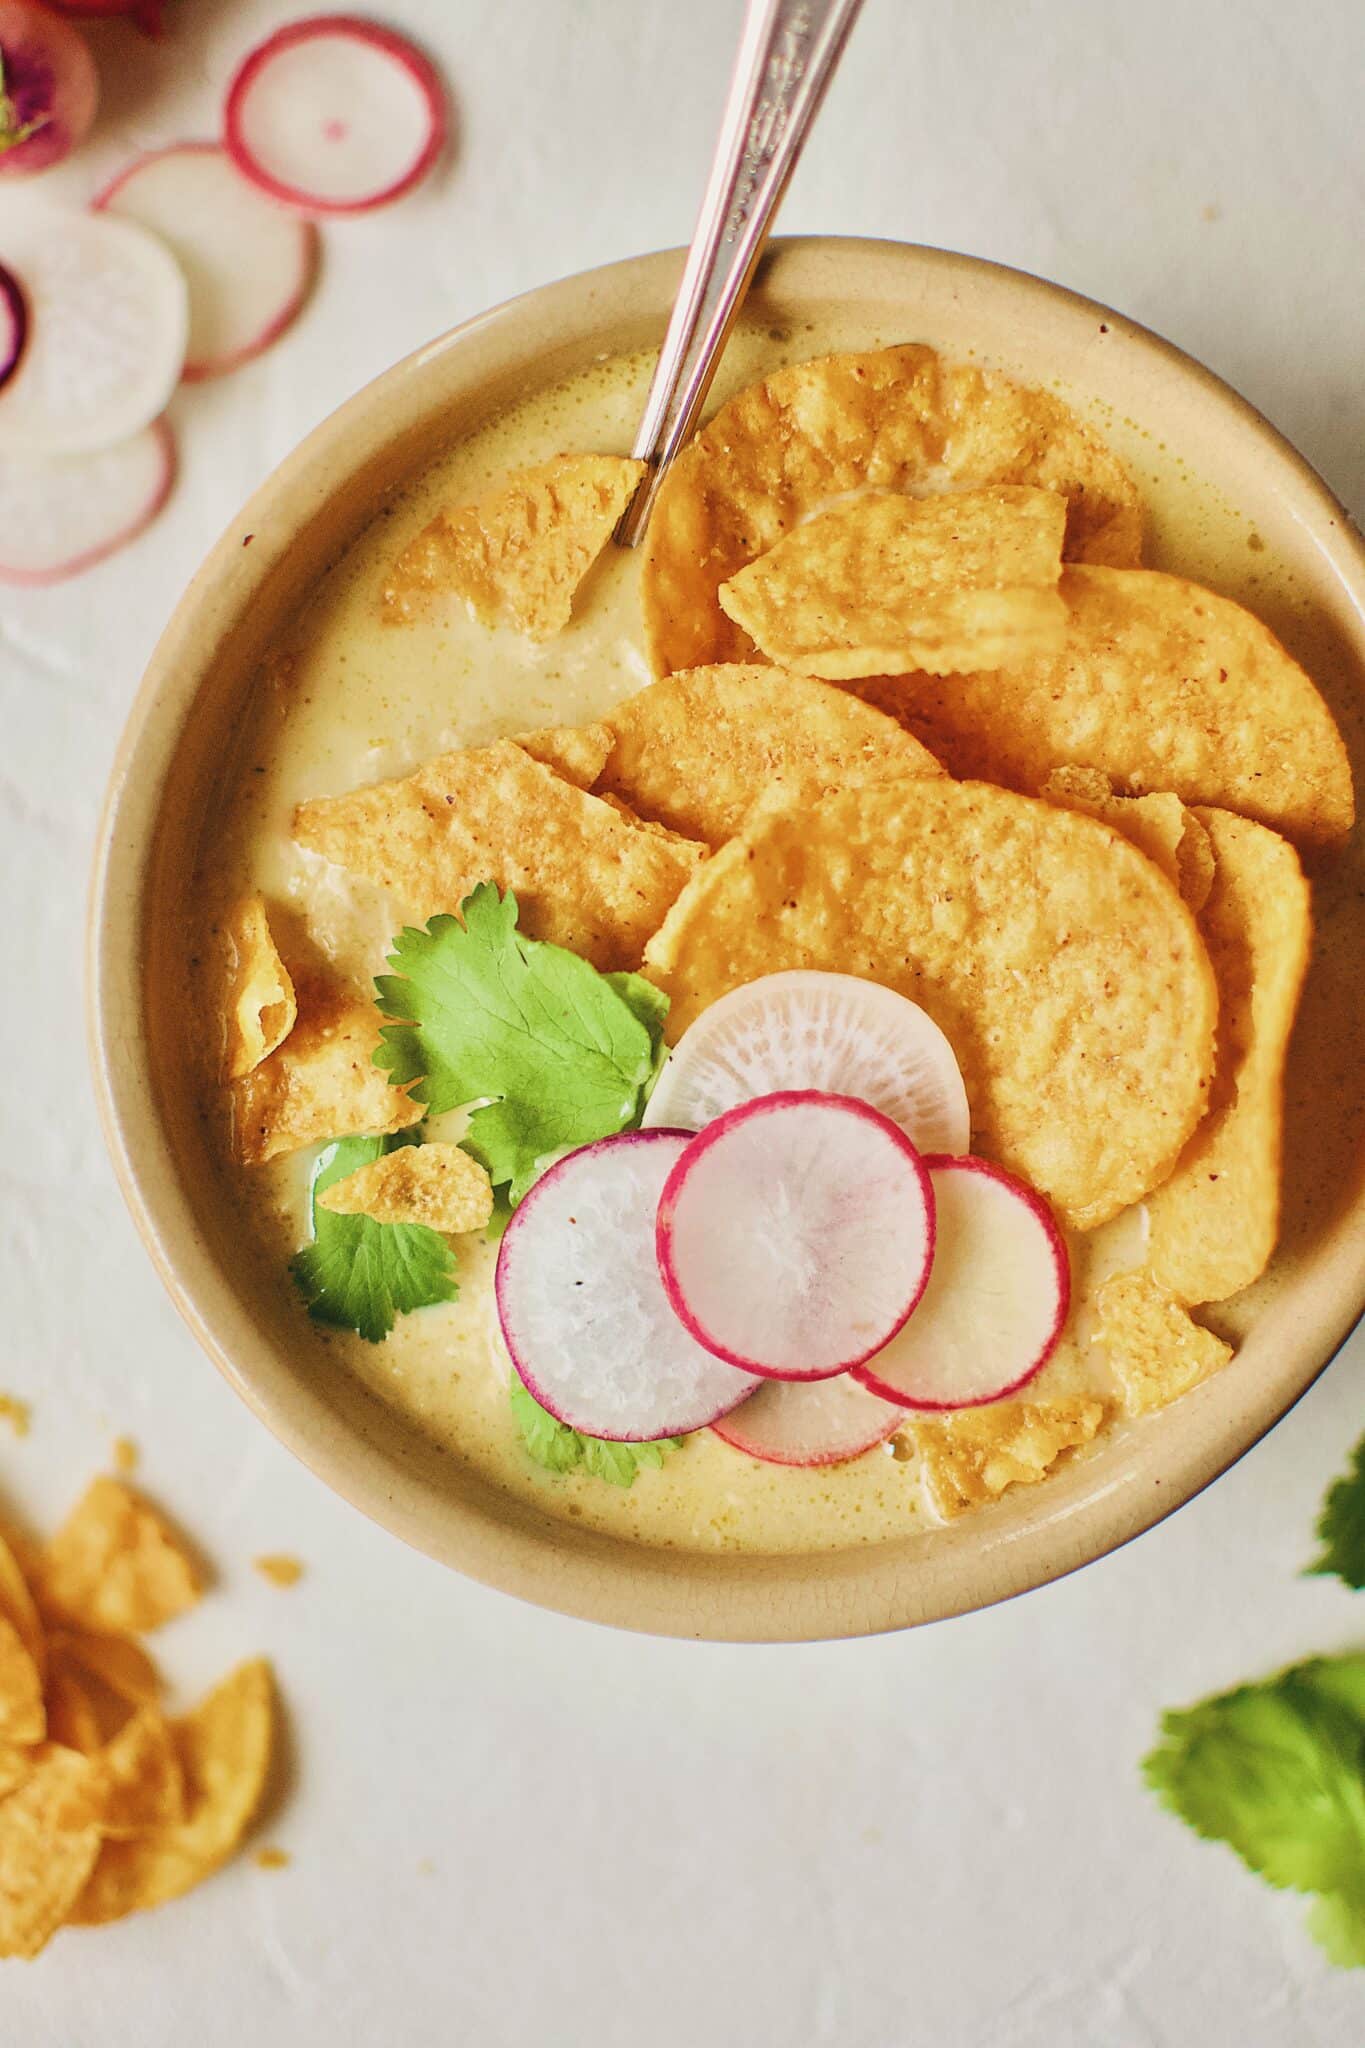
[0,0,100,178]
[657,1092,936,1383]
[0,417,173,584]
[0,207,187,453]
[644,971,971,1156]
[496,1130,761,1442]
[712,1375,905,1467]
[854,1156,1070,1410]
[95,144,317,381]
[0,258,23,389]
[224,16,446,217]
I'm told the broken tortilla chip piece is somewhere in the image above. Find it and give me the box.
[318,1141,494,1235]
[597,663,943,849]
[718,486,1067,678]
[1145,810,1311,1305]
[644,777,1216,1229]
[1094,1269,1234,1415]
[885,566,1354,847]
[0,1746,103,1958]
[232,982,422,1167]
[513,722,615,788]
[911,1396,1109,1520]
[90,1707,186,1839]
[293,738,703,972]
[72,1659,274,1925]
[0,1530,45,1676]
[641,345,1142,674]
[383,454,645,640]
[0,1614,44,1745]
[40,1479,201,1638]
[221,896,297,1081]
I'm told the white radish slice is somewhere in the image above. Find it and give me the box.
[0,207,187,454]
[95,144,317,381]
[496,1130,761,1442]
[0,418,173,586]
[854,1156,1070,1410]
[0,260,23,389]
[644,971,971,1156]
[712,1375,904,1467]
[657,1092,935,1382]
[225,16,446,217]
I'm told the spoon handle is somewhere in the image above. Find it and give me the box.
[616,0,865,546]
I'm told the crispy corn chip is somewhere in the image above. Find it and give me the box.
[888,567,1354,847]
[318,1141,493,1234]
[514,722,615,788]
[221,895,297,1081]
[232,982,422,1167]
[54,1631,161,1713]
[72,1659,274,1925]
[0,1529,44,1674]
[41,1479,200,1637]
[1095,1269,1234,1415]
[91,1708,186,1839]
[383,455,645,639]
[644,777,1216,1228]
[1145,810,1311,1304]
[0,1747,30,1799]
[293,738,703,972]
[0,1745,102,1958]
[912,1396,1109,1520]
[597,663,942,849]
[718,486,1067,678]
[44,1664,103,1754]
[0,1615,43,1745]
[1041,766,1217,919]
[641,345,1142,674]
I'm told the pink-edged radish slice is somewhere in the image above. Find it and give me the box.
[657,1092,935,1383]
[224,16,446,217]
[854,1156,1070,1411]
[712,1375,904,1468]
[0,207,187,453]
[496,1130,761,1442]
[643,971,971,1156]
[0,416,173,584]
[0,0,100,178]
[0,259,23,388]
[95,144,317,381]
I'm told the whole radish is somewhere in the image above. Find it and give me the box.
[0,1,99,177]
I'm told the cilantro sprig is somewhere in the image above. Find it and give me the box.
[1308,1430,1365,1590]
[291,1133,458,1342]
[509,1376,681,1488]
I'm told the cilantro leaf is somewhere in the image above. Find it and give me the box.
[605,970,671,1095]
[1308,1432,1365,1589]
[1306,1891,1365,1968]
[508,1375,681,1488]
[374,885,664,1202]
[291,1133,458,1343]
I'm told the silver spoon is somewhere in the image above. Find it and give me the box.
[616,0,866,547]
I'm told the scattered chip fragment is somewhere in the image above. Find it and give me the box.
[912,1396,1109,1519]
[319,1141,494,1235]
[221,895,297,1080]
[40,1479,201,1637]
[1094,1269,1234,1415]
[232,982,422,1166]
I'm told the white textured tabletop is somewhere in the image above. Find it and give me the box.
[3,2,1364,2041]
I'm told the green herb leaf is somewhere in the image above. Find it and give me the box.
[508,1376,681,1488]
[291,1133,458,1343]
[1308,1433,1365,1589]
[374,885,665,1201]
[1306,1891,1365,1968]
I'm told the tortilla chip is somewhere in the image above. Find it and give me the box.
[912,1396,1109,1519]
[1144,810,1311,1304]
[718,486,1067,678]
[319,1141,493,1234]
[72,1660,274,1925]
[41,1479,200,1637]
[1094,1269,1234,1415]
[0,1746,103,1958]
[293,738,703,972]
[221,895,297,1081]
[53,1631,161,1713]
[597,663,943,849]
[0,1395,30,1439]
[90,1708,186,1839]
[232,981,422,1167]
[514,722,615,788]
[641,345,1142,674]
[44,1664,103,1754]
[0,1529,44,1674]
[645,777,1215,1229]
[0,1615,43,1745]
[886,567,1354,847]
[383,455,645,639]
[0,1746,31,1799]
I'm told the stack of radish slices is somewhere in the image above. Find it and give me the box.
[497,973,1071,1469]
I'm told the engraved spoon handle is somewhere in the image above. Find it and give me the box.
[616,0,866,546]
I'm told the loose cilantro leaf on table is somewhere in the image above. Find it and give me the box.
[374,885,666,1201]
[291,1133,459,1343]
[508,1376,682,1488]
[1308,1431,1365,1589]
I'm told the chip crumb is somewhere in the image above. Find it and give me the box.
[254,1846,290,1870]
[1094,1269,1234,1415]
[0,1395,30,1440]
[252,1555,304,1589]
[111,1437,138,1474]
